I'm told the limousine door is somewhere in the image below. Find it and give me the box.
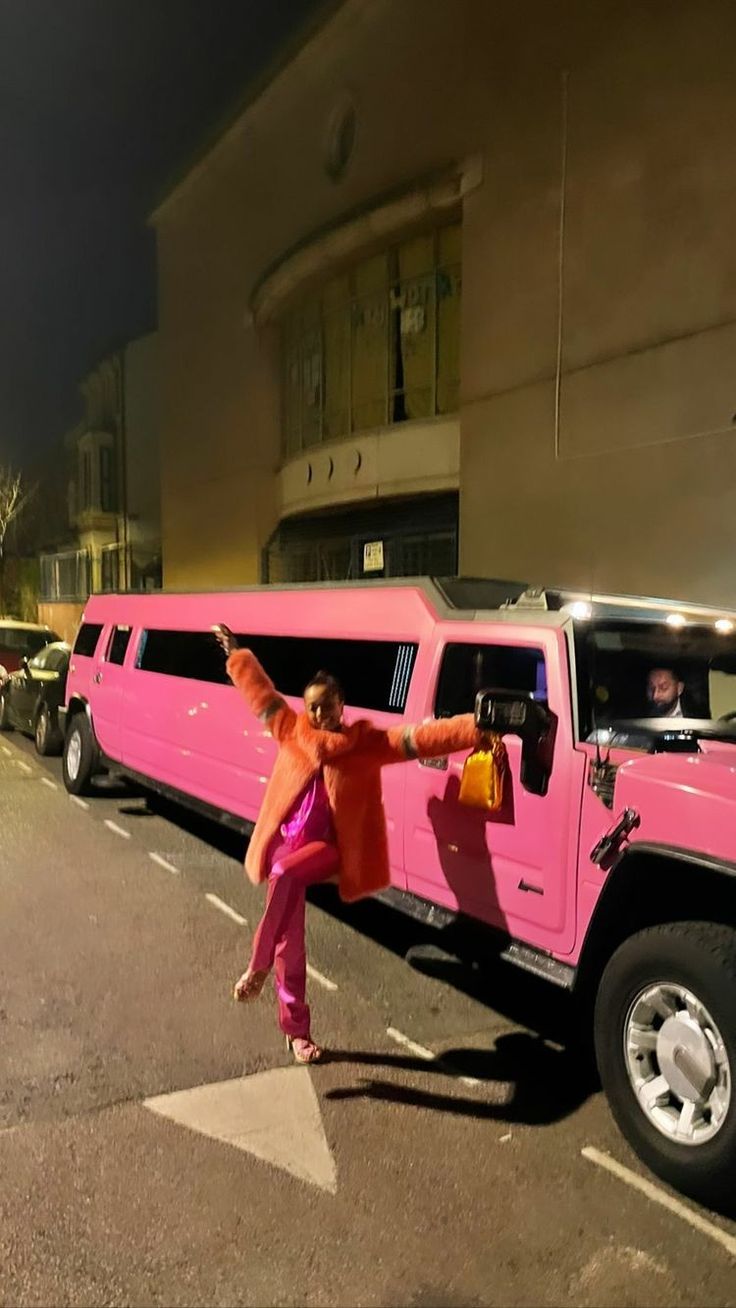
[403,625,584,955]
[90,624,133,761]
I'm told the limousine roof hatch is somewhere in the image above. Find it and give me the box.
[432,577,529,611]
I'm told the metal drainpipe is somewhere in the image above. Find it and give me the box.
[119,349,130,590]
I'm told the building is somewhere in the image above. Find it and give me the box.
[152,0,736,606]
[39,333,161,639]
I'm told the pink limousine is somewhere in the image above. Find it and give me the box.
[63,577,736,1207]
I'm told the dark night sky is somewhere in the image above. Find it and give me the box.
[0,0,322,470]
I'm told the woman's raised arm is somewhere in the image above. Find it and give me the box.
[213,626,295,740]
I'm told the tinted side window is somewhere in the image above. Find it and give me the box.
[74,623,104,658]
[435,643,547,718]
[135,629,417,714]
[107,626,132,666]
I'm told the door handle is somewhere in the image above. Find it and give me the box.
[418,756,448,771]
[93,672,103,685]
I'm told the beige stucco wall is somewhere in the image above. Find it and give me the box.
[459,0,736,605]
[155,0,736,604]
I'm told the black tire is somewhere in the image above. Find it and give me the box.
[595,922,736,1210]
[0,692,13,732]
[35,704,62,756]
[62,712,99,795]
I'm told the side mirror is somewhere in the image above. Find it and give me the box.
[474,688,557,797]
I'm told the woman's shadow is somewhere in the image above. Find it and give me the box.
[321,1029,595,1126]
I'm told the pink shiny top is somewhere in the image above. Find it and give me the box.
[280,772,335,849]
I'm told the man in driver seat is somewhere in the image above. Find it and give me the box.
[647,666,686,718]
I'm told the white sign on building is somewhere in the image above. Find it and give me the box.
[363,540,385,573]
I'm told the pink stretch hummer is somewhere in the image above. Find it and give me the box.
[61,578,736,1207]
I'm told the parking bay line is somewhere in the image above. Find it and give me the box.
[149,852,180,875]
[1,745,11,756]
[386,1026,481,1087]
[69,795,90,810]
[306,964,338,992]
[582,1146,736,1259]
[205,893,248,927]
[104,820,131,840]
[15,760,32,775]
[40,777,57,790]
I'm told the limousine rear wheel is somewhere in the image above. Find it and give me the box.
[595,922,736,1209]
[63,713,99,795]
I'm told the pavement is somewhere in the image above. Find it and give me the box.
[1,729,735,1308]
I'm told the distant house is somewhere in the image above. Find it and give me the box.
[39,332,161,641]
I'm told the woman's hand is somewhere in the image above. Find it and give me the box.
[212,623,237,656]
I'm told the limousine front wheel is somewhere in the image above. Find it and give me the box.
[595,922,736,1210]
[63,713,99,795]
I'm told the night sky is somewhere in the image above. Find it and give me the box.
[0,0,322,470]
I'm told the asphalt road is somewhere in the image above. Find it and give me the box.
[1,729,735,1308]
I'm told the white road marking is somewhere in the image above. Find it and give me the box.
[104,820,131,840]
[15,760,32,774]
[40,777,57,790]
[582,1146,736,1259]
[386,1027,481,1087]
[306,963,338,992]
[69,795,90,810]
[143,1068,337,1193]
[205,893,247,926]
[149,852,180,875]
[0,745,11,756]
[387,1027,435,1060]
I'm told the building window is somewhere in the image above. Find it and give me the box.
[282,222,461,457]
[99,445,116,512]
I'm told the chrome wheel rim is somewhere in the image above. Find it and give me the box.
[66,730,82,780]
[625,982,731,1145]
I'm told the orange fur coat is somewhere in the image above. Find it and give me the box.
[227,649,479,902]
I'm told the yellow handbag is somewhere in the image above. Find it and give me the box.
[458,732,508,813]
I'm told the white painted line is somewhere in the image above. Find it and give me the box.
[205,893,247,927]
[386,1027,481,1087]
[582,1146,736,1259]
[387,1027,435,1060]
[149,852,180,875]
[16,761,32,774]
[41,777,58,790]
[69,795,90,810]
[0,744,11,756]
[306,963,338,992]
[104,819,131,840]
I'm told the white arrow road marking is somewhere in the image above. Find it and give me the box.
[143,1067,337,1194]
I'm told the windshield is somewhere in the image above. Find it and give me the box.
[575,620,736,740]
[0,628,59,655]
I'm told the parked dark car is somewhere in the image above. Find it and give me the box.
[0,641,71,754]
[0,620,61,679]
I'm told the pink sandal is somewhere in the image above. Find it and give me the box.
[286,1035,323,1064]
